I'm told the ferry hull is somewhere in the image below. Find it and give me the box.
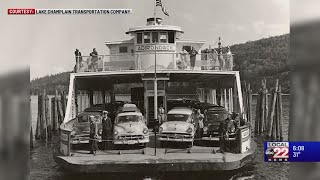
[53,140,257,173]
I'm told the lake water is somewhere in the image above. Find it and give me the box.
[30,95,290,180]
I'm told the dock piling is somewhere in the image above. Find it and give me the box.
[45,95,51,139]
[254,90,261,134]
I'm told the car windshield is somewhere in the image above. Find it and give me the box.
[167,114,190,122]
[206,112,227,122]
[78,115,101,123]
[117,115,142,123]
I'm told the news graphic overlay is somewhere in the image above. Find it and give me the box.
[8,8,132,15]
[264,142,289,162]
[265,142,320,162]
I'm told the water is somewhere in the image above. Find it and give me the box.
[30,95,290,180]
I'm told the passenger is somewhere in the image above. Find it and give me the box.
[218,118,228,153]
[208,49,219,70]
[158,105,165,124]
[189,47,198,70]
[89,116,99,154]
[202,48,209,70]
[179,47,188,69]
[90,48,99,72]
[231,112,240,128]
[224,115,236,151]
[219,54,225,70]
[74,49,82,72]
[196,109,204,138]
[102,111,112,150]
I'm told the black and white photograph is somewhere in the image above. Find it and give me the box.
[7,0,320,180]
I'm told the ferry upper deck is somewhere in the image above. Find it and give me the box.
[74,17,234,74]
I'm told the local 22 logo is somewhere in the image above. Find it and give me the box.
[265,142,289,161]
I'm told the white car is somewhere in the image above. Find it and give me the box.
[158,107,196,147]
[113,111,149,146]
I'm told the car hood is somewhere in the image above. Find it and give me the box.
[72,122,102,135]
[204,121,220,131]
[114,122,146,134]
[161,121,193,132]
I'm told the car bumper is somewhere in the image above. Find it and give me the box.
[113,138,149,145]
[71,137,102,144]
[158,137,194,142]
[201,133,237,141]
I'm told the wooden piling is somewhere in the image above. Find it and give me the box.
[278,86,283,140]
[242,82,247,120]
[42,90,48,141]
[256,89,265,134]
[255,90,261,134]
[267,79,279,139]
[30,126,33,148]
[45,96,51,139]
[38,93,44,140]
[58,99,64,124]
[247,84,252,123]
[55,90,59,129]
[51,97,56,132]
[35,96,40,140]
[61,92,66,116]
[260,79,266,133]
[264,87,269,132]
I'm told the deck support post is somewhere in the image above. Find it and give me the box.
[89,90,94,107]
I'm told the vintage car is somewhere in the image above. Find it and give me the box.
[70,111,103,144]
[113,104,149,146]
[158,107,196,147]
[167,98,199,111]
[201,106,236,141]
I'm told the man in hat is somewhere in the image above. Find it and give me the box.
[158,104,165,125]
[90,48,99,72]
[89,116,99,154]
[102,111,112,150]
[189,47,198,70]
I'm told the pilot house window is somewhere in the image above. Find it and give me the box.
[168,31,175,43]
[119,46,128,53]
[152,32,159,43]
[144,32,151,43]
[160,32,167,43]
[137,33,142,44]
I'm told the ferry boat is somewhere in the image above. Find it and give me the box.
[54,16,256,173]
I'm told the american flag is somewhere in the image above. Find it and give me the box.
[156,0,169,16]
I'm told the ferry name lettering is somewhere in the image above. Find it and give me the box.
[136,45,175,52]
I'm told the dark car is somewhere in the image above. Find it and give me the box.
[201,106,236,141]
[70,111,103,144]
[167,98,199,111]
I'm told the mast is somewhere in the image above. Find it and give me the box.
[154,0,156,25]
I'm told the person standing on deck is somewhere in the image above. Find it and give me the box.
[74,49,82,72]
[189,47,198,70]
[102,111,113,150]
[158,105,165,124]
[218,116,228,153]
[89,116,99,154]
[90,48,99,72]
[196,109,204,138]
[179,47,188,69]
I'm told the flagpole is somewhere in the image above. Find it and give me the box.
[154,0,156,25]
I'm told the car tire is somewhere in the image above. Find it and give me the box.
[187,142,193,148]
[160,141,167,148]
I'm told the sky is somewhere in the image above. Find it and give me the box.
[0,0,290,80]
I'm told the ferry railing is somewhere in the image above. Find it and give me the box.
[74,53,233,73]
